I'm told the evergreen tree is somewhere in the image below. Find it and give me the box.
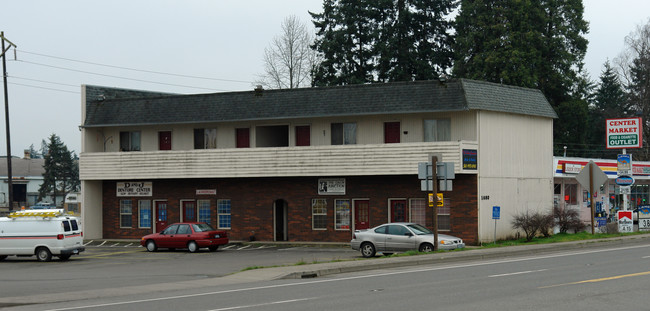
[28,144,41,159]
[38,134,80,205]
[310,0,456,86]
[586,61,628,158]
[453,0,589,156]
[627,51,650,160]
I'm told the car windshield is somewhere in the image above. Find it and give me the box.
[192,223,215,232]
[407,223,432,235]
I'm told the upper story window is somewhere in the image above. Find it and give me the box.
[120,131,141,151]
[331,123,356,145]
[423,119,451,142]
[194,128,217,149]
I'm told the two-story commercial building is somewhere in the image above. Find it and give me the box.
[79,79,556,244]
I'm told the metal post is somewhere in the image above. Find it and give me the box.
[590,163,595,234]
[431,155,439,251]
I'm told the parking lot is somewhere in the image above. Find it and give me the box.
[0,241,358,298]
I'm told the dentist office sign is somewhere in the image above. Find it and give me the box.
[606,118,642,149]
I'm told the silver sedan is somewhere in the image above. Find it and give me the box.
[350,222,465,258]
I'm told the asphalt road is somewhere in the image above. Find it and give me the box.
[2,237,649,310]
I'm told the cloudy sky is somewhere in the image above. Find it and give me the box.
[2,0,649,155]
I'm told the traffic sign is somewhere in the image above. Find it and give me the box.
[575,161,609,193]
[492,206,500,220]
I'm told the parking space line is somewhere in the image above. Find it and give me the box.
[98,241,107,246]
[84,240,94,246]
[124,243,133,247]
[222,245,236,250]
[237,245,251,250]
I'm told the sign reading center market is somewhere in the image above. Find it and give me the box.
[117,182,152,197]
[606,117,642,149]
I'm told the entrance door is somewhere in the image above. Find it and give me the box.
[274,199,288,241]
[155,201,168,232]
[182,201,196,222]
[384,122,400,143]
[390,200,408,222]
[354,200,370,230]
[159,131,171,150]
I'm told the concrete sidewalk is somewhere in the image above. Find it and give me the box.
[3,233,649,306]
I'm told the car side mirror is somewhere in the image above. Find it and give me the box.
[404,232,413,237]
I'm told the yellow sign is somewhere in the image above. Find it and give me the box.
[429,193,443,207]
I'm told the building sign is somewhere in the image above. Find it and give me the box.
[196,189,216,195]
[606,118,642,149]
[462,149,477,170]
[563,163,582,174]
[318,178,346,195]
[639,205,650,231]
[617,210,633,233]
[617,154,632,175]
[117,182,152,197]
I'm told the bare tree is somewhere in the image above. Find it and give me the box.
[257,15,317,89]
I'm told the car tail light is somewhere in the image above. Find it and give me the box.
[57,234,64,240]
[81,231,83,237]
[352,233,357,239]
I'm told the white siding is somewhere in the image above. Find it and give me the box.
[80,141,477,180]
[81,180,103,239]
[476,111,554,242]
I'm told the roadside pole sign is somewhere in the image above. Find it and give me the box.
[617,210,634,233]
[606,118,642,149]
[492,206,500,244]
[617,154,632,175]
[492,206,500,220]
[639,206,650,231]
[436,193,444,207]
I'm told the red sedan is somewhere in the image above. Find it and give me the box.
[140,222,228,253]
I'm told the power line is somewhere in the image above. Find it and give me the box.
[18,49,253,84]
[9,82,80,94]
[10,75,79,88]
[16,59,229,92]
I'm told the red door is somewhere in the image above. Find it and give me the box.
[236,128,250,148]
[155,201,168,232]
[354,200,370,230]
[182,201,196,222]
[384,122,400,143]
[391,200,408,222]
[159,131,172,150]
[295,125,310,146]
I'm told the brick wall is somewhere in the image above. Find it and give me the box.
[101,174,479,245]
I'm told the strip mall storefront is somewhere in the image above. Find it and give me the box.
[103,174,480,244]
[553,157,650,224]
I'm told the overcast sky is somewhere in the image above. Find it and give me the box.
[2,0,649,156]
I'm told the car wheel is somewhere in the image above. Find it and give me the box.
[145,240,157,252]
[59,254,71,261]
[360,242,376,258]
[208,246,219,252]
[0,255,7,261]
[36,247,52,262]
[188,241,199,253]
[419,243,434,252]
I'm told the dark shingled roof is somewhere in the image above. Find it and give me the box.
[82,79,556,127]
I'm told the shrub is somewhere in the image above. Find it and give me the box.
[553,206,585,233]
[512,211,542,242]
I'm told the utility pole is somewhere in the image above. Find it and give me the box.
[1,31,16,211]
[431,155,439,251]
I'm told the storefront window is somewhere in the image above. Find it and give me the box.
[139,200,151,228]
[198,200,211,224]
[217,199,231,229]
[335,199,351,230]
[120,200,133,228]
[564,184,578,205]
[312,199,327,230]
[438,199,450,231]
[409,198,426,226]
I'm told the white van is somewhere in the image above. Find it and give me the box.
[0,209,85,262]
